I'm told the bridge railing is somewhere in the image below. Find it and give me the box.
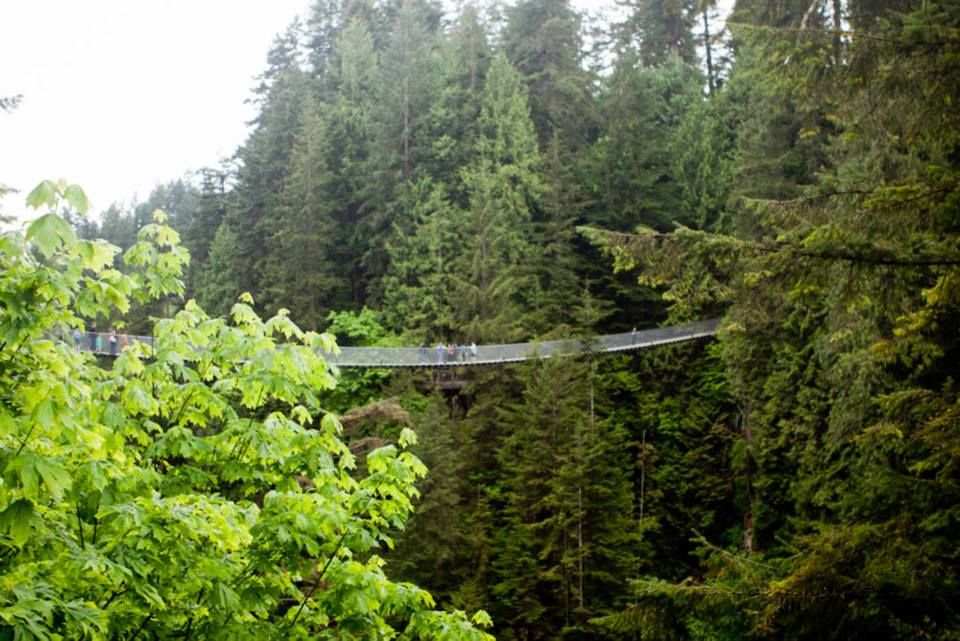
[323,319,720,368]
[65,331,155,355]
[63,319,720,368]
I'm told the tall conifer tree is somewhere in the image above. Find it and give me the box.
[454,53,542,341]
[365,0,443,298]
[501,0,596,152]
[199,27,308,314]
[326,16,380,308]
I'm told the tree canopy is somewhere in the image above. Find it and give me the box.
[0,181,493,641]
[41,0,960,638]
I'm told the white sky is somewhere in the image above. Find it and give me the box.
[0,0,630,221]
[0,0,313,219]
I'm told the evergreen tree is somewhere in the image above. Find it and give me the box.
[523,135,594,336]
[492,354,638,639]
[430,4,492,194]
[588,2,960,636]
[587,56,701,232]
[389,393,473,603]
[198,34,309,315]
[183,166,231,296]
[367,0,440,194]
[197,219,243,314]
[326,16,380,308]
[618,0,699,67]
[501,0,596,152]
[669,90,738,232]
[260,91,339,326]
[365,0,443,299]
[94,203,137,250]
[454,53,542,342]
[382,179,461,340]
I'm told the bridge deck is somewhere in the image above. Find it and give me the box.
[328,319,718,368]
[72,319,719,368]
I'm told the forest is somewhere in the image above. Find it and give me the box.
[3,0,959,638]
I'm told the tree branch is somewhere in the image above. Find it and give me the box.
[286,530,348,630]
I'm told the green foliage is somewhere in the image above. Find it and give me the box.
[0,183,493,641]
[382,178,462,340]
[586,1,960,638]
[496,353,639,638]
[586,58,703,233]
[387,393,472,602]
[319,308,400,413]
[617,0,700,67]
[501,0,595,151]
[62,0,960,638]
[453,53,543,341]
[669,92,738,233]
[366,0,442,218]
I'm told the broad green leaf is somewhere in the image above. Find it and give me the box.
[0,177,493,641]
[63,184,90,213]
[26,213,76,258]
[10,453,41,500]
[25,180,57,210]
[471,610,493,627]
[77,239,119,272]
[33,456,72,502]
[398,427,418,448]
[0,499,36,547]
[214,582,240,610]
[0,233,22,257]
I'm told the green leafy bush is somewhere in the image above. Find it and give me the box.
[0,181,493,640]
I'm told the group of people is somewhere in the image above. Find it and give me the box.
[69,322,136,355]
[420,341,478,364]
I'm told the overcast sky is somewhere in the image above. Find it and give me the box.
[0,0,625,221]
[0,0,313,219]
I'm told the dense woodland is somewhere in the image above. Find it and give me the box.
[72,0,960,638]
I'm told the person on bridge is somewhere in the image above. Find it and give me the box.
[108,328,118,355]
[436,342,445,364]
[88,321,98,351]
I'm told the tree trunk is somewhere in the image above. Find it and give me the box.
[703,8,716,94]
[741,403,755,554]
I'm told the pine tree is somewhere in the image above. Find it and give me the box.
[454,53,542,342]
[259,91,339,327]
[618,0,699,67]
[501,0,596,152]
[364,0,443,300]
[325,16,380,308]
[199,32,309,315]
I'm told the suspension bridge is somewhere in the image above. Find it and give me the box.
[75,318,720,368]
